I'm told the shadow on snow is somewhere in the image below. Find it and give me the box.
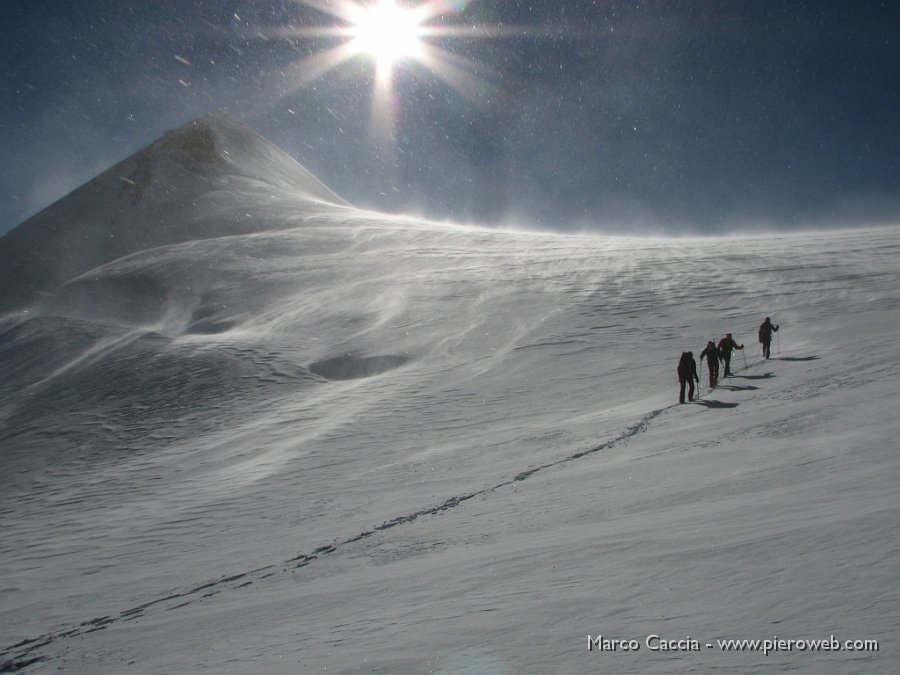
[692,399,739,409]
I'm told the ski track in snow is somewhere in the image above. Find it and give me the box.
[0,346,826,672]
[2,226,897,671]
[2,117,898,672]
[0,397,676,668]
[3,225,898,672]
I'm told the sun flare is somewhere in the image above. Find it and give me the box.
[350,0,424,71]
[276,1,525,142]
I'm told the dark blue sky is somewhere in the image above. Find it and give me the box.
[1,1,898,234]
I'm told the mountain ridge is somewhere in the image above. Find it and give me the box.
[0,112,349,314]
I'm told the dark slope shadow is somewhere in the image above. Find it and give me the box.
[716,384,759,391]
[0,655,45,672]
[731,373,775,380]
[776,356,820,362]
[692,399,739,409]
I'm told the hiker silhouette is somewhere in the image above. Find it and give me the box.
[758,317,779,359]
[699,340,720,387]
[677,351,700,403]
[717,333,743,377]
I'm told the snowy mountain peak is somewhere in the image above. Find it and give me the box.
[150,111,346,202]
[0,112,348,314]
[150,115,226,171]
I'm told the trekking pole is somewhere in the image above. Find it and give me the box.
[777,329,781,355]
[698,360,703,394]
[742,349,748,369]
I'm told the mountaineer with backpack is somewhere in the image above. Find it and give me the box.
[677,351,700,403]
[717,333,744,378]
[758,317,779,359]
[699,340,720,388]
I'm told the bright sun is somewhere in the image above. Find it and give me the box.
[350,0,424,71]
[279,1,517,142]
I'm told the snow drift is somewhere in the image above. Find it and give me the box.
[1,114,898,674]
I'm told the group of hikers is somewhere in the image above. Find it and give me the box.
[677,317,780,404]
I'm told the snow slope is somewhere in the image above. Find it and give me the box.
[0,111,347,314]
[1,117,898,674]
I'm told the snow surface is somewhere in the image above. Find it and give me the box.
[1,116,898,674]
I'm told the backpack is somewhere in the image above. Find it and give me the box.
[677,352,691,378]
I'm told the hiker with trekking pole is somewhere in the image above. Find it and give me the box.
[677,351,700,404]
[717,333,744,378]
[759,317,780,359]
[699,340,719,388]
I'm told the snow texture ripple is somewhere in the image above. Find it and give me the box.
[1,115,898,674]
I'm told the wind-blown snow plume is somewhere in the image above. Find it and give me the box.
[1,115,898,673]
[0,111,347,315]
